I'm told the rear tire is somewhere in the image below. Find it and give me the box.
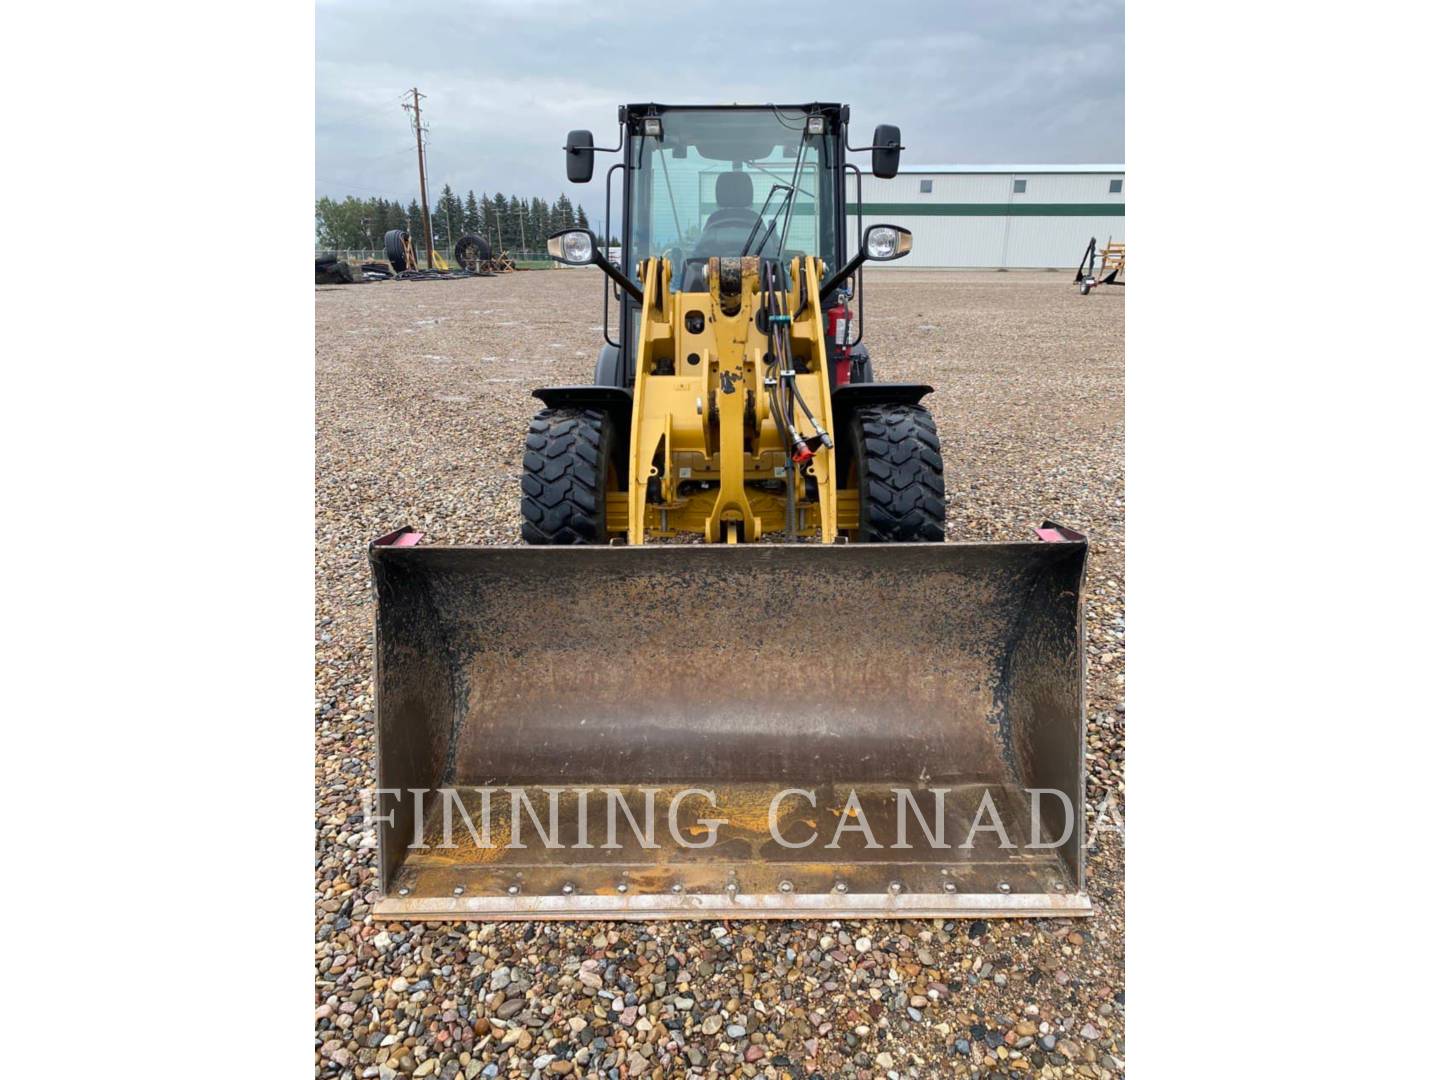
[847,403,945,542]
[520,408,614,544]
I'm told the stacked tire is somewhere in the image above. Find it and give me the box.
[315,254,355,285]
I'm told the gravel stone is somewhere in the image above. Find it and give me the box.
[314,270,1126,1077]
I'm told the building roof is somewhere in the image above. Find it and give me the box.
[862,164,1125,176]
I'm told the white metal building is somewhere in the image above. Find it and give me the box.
[846,164,1124,269]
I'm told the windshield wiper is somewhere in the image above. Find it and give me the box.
[655,145,684,252]
[742,183,794,257]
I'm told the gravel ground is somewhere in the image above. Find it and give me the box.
[316,269,1125,1079]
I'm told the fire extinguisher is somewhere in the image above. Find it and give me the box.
[826,290,854,386]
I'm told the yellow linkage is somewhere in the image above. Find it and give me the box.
[622,255,837,544]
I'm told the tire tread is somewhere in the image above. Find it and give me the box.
[520,408,610,544]
[851,404,945,542]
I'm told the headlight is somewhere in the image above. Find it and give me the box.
[547,229,595,264]
[863,224,913,262]
[866,227,899,259]
[563,231,593,263]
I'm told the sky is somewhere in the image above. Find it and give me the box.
[315,0,1124,221]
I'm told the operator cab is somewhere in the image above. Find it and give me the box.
[558,103,903,385]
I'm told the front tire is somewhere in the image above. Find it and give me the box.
[520,408,614,544]
[847,403,945,542]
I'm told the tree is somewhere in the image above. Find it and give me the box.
[553,193,576,231]
[360,198,390,248]
[318,189,611,251]
[315,195,381,249]
[489,192,508,250]
[433,184,463,251]
[508,195,524,250]
[479,193,496,247]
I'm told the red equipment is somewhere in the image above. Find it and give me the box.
[826,300,853,386]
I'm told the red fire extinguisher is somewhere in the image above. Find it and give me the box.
[826,296,854,385]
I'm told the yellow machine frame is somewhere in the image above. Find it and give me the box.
[610,254,855,544]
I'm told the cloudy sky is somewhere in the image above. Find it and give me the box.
[316,0,1123,220]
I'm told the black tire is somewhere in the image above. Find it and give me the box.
[520,408,614,544]
[454,233,492,271]
[594,343,624,387]
[315,252,340,268]
[383,229,410,272]
[847,403,945,542]
[315,261,356,285]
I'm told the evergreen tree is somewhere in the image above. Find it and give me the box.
[480,193,496,247]
[317,189,605,251]
[490,192,508,250]
[431,184,460,251]
[508,195,524,250]
[553,193,576,231]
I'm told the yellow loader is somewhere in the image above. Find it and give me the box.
[369,104,1091,920]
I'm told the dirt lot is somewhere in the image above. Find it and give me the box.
[316,269,1125,1078]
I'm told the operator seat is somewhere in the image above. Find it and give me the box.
[694,171,760,256]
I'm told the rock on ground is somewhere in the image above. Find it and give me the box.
[315,269,1126,1078]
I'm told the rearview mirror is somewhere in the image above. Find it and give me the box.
[565,130,595,183]
[871,124,901,179]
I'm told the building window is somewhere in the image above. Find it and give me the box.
[919,179,933,193]
[1109,178,1123,194]
[1013,178,1027,194]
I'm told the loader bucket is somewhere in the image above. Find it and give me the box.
[368,532,1091,920]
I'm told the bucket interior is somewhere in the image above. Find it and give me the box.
[370,542,1088,919]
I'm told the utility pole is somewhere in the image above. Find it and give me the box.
[403,88,435,269]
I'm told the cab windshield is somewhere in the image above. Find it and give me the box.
[628,108,838,290]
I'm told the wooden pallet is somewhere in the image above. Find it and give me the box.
[1098,241,1125,284]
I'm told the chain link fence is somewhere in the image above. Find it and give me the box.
[317,248,559,270]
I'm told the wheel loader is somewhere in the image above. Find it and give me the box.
[368,104,1091,920]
